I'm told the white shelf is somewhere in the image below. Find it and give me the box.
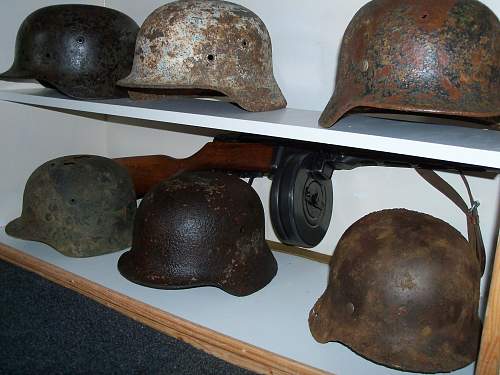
[0,88,499,169]
[0,228,474,375]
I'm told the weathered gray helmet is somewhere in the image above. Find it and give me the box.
[6,155,137,257]
[117,0,286,112]
[309,209,482,372]
[0,5,139,99]
[118,171,278,296]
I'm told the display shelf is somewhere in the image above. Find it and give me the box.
[0,88,499,169]
[0,228,475,375]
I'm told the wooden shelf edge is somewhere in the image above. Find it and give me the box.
[476,236,500,375]
[0,242,330,375]
[267,240,331,264]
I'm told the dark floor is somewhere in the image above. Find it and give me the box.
[0,259,255,375]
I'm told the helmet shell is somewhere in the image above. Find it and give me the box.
[118,171,277,296]
[309,209,481,372]
[117,0,286,112]
[0,5,139,99]
[320,0,500,127]
[6,155,137,257]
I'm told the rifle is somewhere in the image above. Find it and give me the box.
[114,135,494,199]
[114,141,275,199]
[114,135,495,249]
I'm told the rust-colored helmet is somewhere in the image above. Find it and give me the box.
[118,171,277,296]
[309,209,481,372]
[117,0,286,112]
[319,0,500,127]
[6,155,137,257]
[0,5,139,99]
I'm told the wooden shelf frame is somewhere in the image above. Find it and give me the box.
[0,242,327,375]
[0,228,484,375]
[477,236,500,375]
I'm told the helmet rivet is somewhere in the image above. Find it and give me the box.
[347,302,355,314]
[361,60,369,72]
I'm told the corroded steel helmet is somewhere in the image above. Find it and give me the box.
[117,0,286,112]
[6,155,137,257]
[309,209,481,372]
[0,5,139,99]
[118,171,277,296]
[319,0,500,127]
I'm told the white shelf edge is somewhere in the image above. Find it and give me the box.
[0,88,499,169]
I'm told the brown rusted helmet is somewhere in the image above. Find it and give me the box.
[118,171,277,296]
[319,0,500,127]
[117,0,286,112]
[0,5,139,99]
[6,155,137,257]
[309,209,481,372]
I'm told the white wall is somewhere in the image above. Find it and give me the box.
[0,1,498,373]
[0,0,498,295]
[0,0,108,224]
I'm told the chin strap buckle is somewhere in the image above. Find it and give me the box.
[469,200,480,214]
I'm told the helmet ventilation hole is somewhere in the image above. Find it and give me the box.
[347,302,355,315]
[63,162,75,166]
[361,60,369,72]
[207,54,215,61]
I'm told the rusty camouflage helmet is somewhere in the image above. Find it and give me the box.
[319,0,500,127]
[118,171,277,296]
[117,0,286,112]
[309,209,481,372]
[6,155,137,257]
[0,5,139,99]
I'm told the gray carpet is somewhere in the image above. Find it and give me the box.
[0,259,255,375]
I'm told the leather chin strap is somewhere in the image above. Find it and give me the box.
[415,168,485,275]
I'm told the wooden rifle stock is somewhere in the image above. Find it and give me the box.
[114,142,275,198]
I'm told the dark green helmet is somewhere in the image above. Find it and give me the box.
[6,155,137,257]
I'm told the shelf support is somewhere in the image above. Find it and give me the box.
[476,235,500,374]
